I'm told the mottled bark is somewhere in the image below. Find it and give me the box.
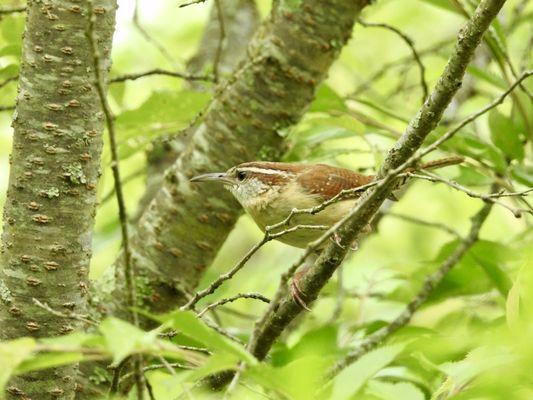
[134,0,260,220]
[102,0,370,317]
[0,1,116,399]
[245,0,508,364]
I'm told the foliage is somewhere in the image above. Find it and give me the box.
[0,0,531,399]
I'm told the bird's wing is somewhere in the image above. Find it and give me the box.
[297,164,374,201]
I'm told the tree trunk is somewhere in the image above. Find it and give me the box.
[0,1,116,399]
[101,0,370,320]
[134,0,260,221]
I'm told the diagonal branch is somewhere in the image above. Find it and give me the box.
[245,0,509,366]
[357,19,428,103]
[99,0,372,324]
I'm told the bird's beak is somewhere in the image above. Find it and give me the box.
[190,172,234,185]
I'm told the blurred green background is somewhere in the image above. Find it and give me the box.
[1,0,532,398]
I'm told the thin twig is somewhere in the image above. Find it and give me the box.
[273,71,533,287]
[109,69,214,83]
[32,298,97,326]
[358,19,428,103]
[415,70,532,165]
[86,2,144,399]
[0,105,15,112]
[327,197,494,377]
[410,171,531,217]
[181,224,328,310]
[384,211,463,238]
[119,361,195,386]
[198,293,270,317]
[329,265,345,322]
[239,0,511,374]
[0,6,25,15]
[100,168,145,205]
[213,0,226,83]
[0,75,18,89]
[146,378,156,400]
[224,362,244,399]
[179,0,208,7]
[133,0,175,65]
[158,355,178,376]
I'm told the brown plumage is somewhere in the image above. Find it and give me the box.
[191,156,464,248]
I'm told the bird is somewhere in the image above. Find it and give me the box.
[190,157,464,249]
[191,157,463,309]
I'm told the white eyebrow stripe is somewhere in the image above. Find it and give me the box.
[239,167,293,176]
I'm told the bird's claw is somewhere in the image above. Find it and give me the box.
[330,233,359,251]
[290,275,311,311]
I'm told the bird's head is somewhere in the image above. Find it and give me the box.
[190,162,296,208]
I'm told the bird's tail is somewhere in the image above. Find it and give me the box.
[388,155,464,201]
[416,155,465,171]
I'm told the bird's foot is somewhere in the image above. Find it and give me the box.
[330,232,359,251]
[290,269,311,311]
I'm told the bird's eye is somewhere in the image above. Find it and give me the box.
[236,171,246,181]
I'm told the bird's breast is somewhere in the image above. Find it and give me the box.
[242,182,356,248]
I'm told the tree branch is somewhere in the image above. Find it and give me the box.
[197,293,270,317]
[357,19,428,103]
[86,1,144,398]
[327,197,494,377]
[99,0,371,325]
[245,0,508,366]
[0,6,25,15]
[109,69,214,83]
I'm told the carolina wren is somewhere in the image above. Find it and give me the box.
[191,157,463,248]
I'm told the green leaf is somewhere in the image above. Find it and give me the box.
[366,380,425,400]
[470,241,513,297]
[0,64,19,80]
[0,15,25,44]
[285,113,364,161]
[271,326,340,367]
[116,90,208,134]
[186,352,239,382]
[248,356,329,400]
[453,165,492,186]
[116,90,209,159]
[434,346,517,399]
[433,130,507,173]
[309,84,347,112]
[467,65,507,89]
[331,343,408,400]
[506,271,521,329]
[427,240,506,300]
[0,338,36,391]
[145,353,239,399]
[99,317,158,363]
[418,0,462,14]
[158,310,256,364]
[0,44,21,58]
[510,164,533,186]
[489,109,525,160]
[16,353,85,375]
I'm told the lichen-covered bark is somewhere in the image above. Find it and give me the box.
[245,0,508,364]
[134,0,260,221]
[105,0,370,316]
[0,1,116,399]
